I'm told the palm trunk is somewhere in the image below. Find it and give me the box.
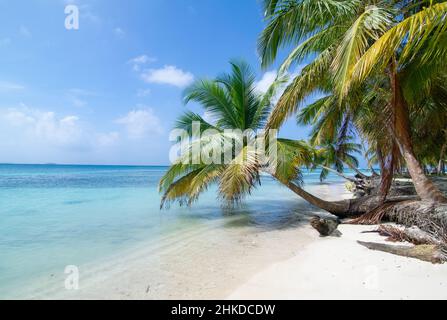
[389,65,447,203]
[344,162,369,179]
[378,147,395,202]
[281,178,418,218]
[283,180,350,215]
[438,144,446,175]
[319,165,357,183]
[267,171,411,218]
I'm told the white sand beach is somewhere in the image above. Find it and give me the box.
[228,224,447,300]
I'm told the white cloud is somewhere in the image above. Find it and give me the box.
[97,132,120,147]
[2,107,83,147]
[130,55,154,64]
[255,71,278,94]
[116,108,163,139]
[254,67,306,104]
[0,81,25,92]
[141,65,194,88]
[0,105,168,164]
[128,55,156,72]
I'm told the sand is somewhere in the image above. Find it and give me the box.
[228,224,447,300]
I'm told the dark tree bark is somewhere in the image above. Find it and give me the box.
[438,144,446,175]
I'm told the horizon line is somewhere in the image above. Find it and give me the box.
[0,162,171,167]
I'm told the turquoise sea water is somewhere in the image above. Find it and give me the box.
[0,164,366,298]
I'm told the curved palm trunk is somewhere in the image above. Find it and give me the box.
[279,177,418,219]
[282,180,351,216]
[390,68,447,203]
[344,162,369,179]
[265,169,420,219]
[319,165,357,183]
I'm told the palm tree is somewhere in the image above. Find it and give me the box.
[313,136,362,183]
[259,0,447,203]
[159,61,364,216]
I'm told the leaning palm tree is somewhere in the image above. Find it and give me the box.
[313,136,362,183]
[259,0,447,203]
[159,61,371,216]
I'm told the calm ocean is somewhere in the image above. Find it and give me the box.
[0,164,360,298]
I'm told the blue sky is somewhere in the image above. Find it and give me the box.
[0,0,316,165]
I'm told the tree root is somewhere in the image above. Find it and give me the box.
[348,200,447,243]
[374,225,441,245]
[357,241,445,264]
[347,202,399,225]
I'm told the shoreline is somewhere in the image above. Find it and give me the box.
[30,219,318,300]
[17,182,349,300]
[19,180,447,300]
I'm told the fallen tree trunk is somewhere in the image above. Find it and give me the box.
[329,195,420,218]
[375,225,441,246]
[268,170,447,245]
[382,201,447,243]
[358,241,445,264]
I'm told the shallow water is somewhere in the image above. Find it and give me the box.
[0,164,366,298]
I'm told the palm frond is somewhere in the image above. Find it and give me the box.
[219,146,261,203]
[274,138,314,184]
[267,48,333,129]
[349,2,447,91]
[332,5,393,97]
[258,0,361,68]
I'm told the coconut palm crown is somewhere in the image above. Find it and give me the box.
[159,61,314,208]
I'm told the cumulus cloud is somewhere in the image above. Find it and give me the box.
[255,71,278,94]
[115,108,163,139]
[141,65,194,88]
[96,131,120,147]
[128,54,156,72]
[254,67,306,104]
[0,105,169,164]
[2,107,83,147]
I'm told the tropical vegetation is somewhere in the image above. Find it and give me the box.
[160,1,447,254]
